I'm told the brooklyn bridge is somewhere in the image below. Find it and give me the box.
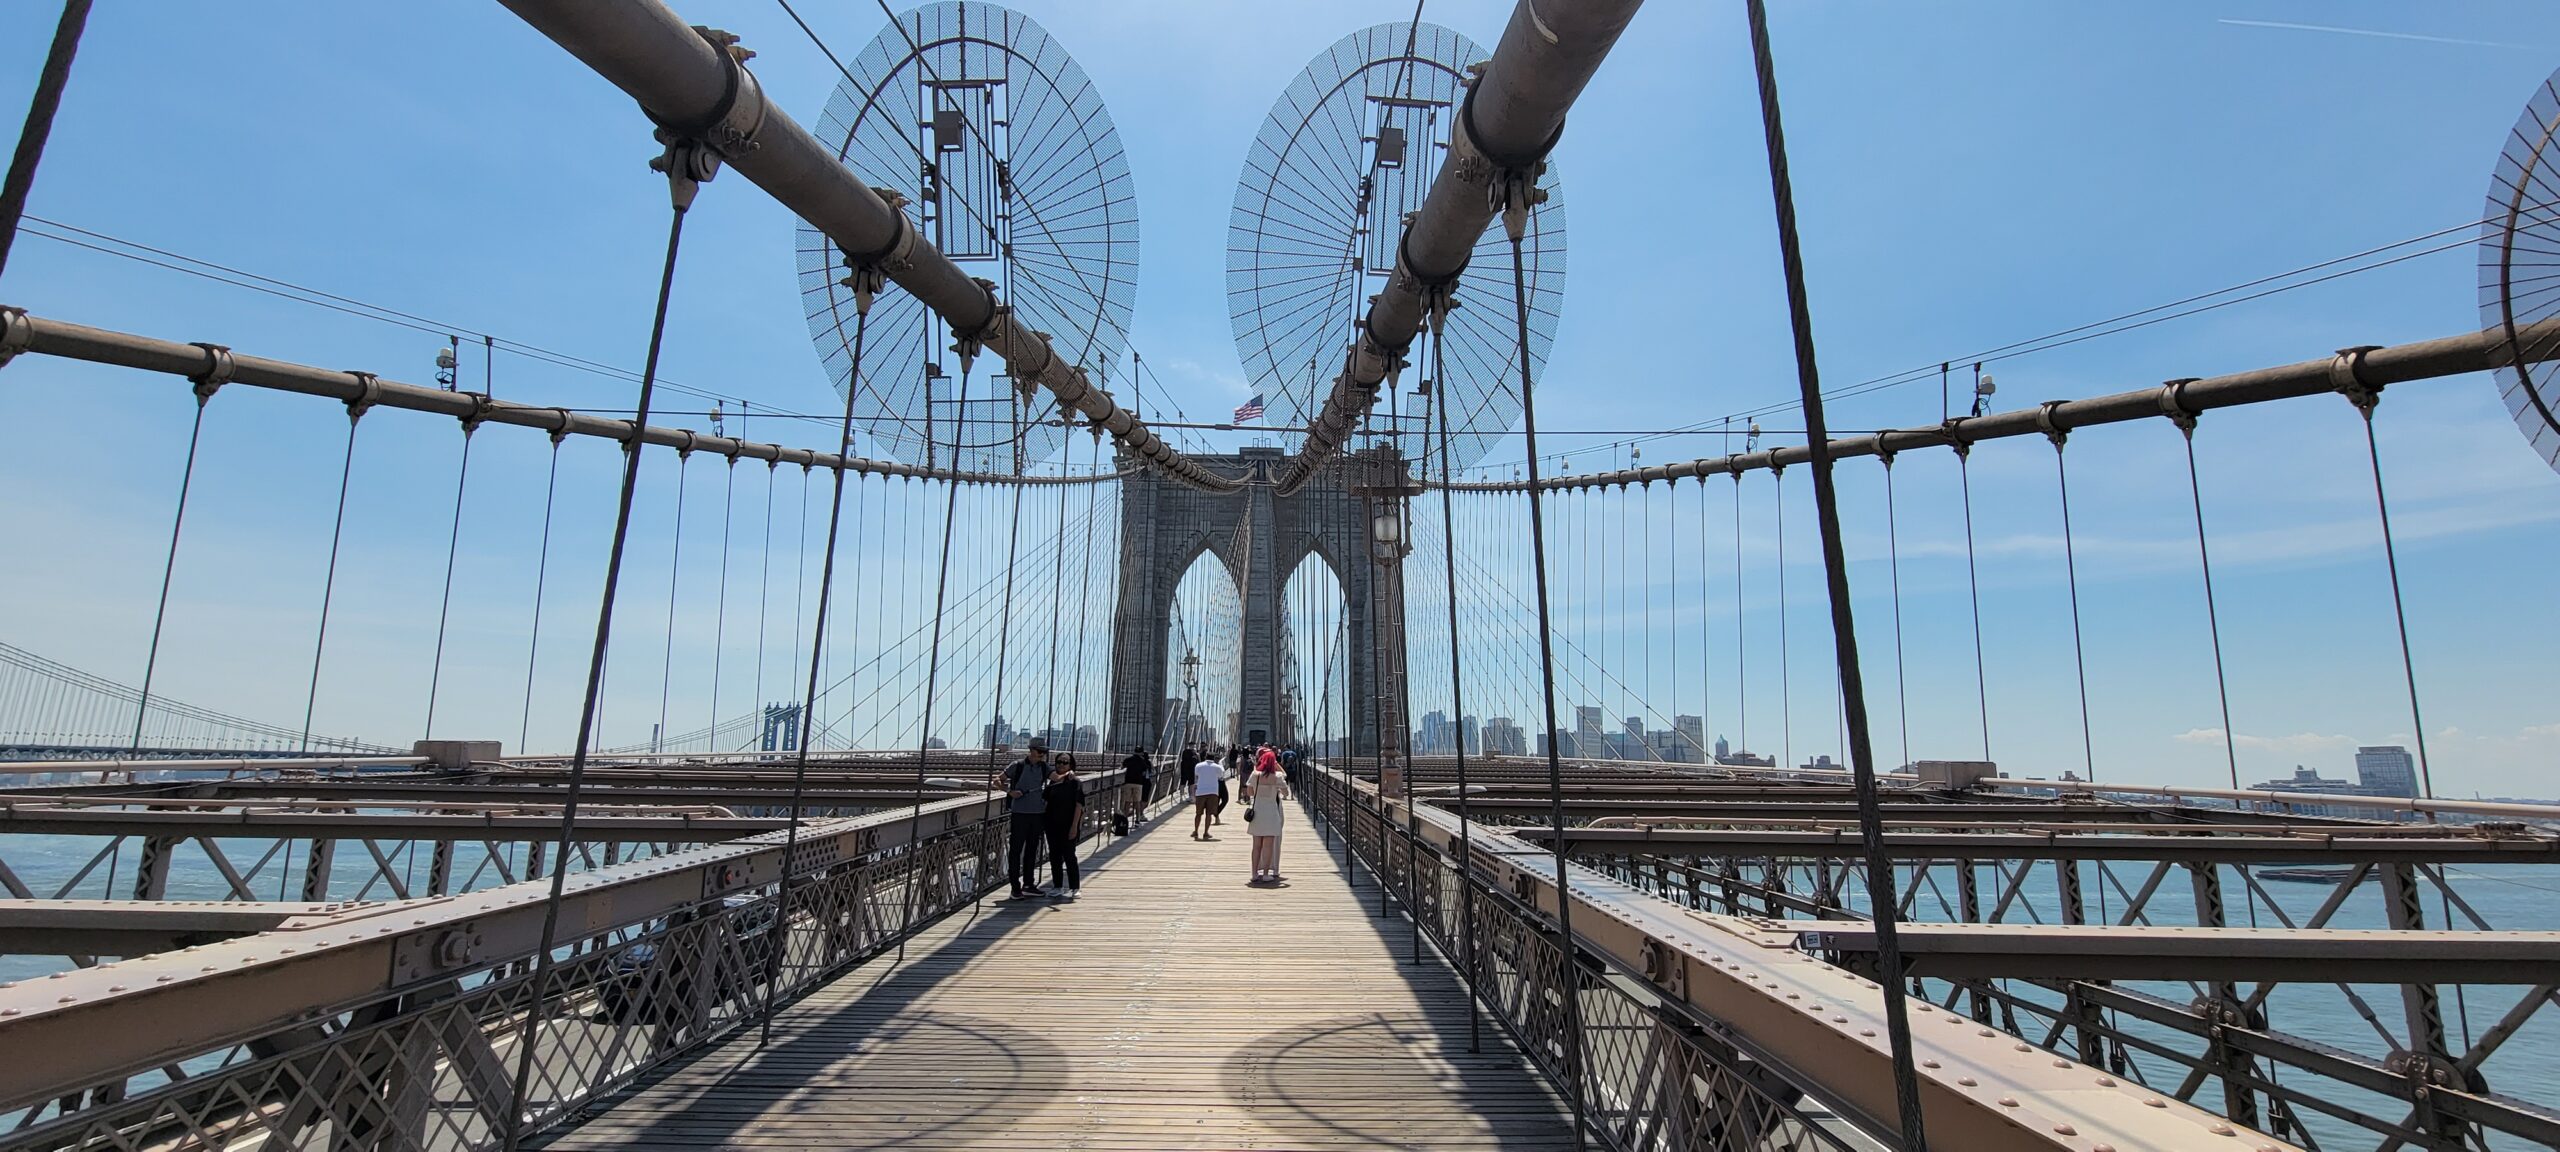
[1,2,2557,1150]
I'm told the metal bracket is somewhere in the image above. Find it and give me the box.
[2159,378,2200,435]
[390,921,487,985]
[548,407,575,446]
[2332,345,2384,415]
[458,392,491,435]
[187,342,235,404]
[344,372,381,421]
[2037,400,2069,449]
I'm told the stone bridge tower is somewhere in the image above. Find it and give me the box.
[1104,446,1407,756]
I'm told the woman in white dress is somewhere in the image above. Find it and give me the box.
[1244,748,1289,883]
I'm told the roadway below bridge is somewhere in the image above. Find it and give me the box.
[538,794,1577,1151]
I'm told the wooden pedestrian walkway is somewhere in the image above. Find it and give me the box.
[541,798,1578,1150]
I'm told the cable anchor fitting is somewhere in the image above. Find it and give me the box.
[1490,164,1550,244]
[2036,400,2070,450]
[643,27,761,210]
[2158,378,2201,438]
[2330,345,2385,418]
[458,391,491,437]
[186,342,235,406]
[948,278,999,376]
[343,371,381,423]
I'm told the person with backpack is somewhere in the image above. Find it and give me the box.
[998,738,1052,899]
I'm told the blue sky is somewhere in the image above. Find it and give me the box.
[3,1,2558,795]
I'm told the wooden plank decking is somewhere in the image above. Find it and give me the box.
[541,798,1578,1150]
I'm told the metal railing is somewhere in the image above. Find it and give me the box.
[0,762,1190,1151]
[1303,762,1874,1152]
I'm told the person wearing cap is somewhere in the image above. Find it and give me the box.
[999,738,1052,898]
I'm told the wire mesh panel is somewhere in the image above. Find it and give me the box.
[1227,23,1566,469]
[1305,768,1866,1152]
[798,2,1139,474]
[0,815,1024,1152]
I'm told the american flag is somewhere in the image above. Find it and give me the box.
[1232,393,1266,422]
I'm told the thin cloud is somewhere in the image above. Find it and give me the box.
[2216,19,2537,51]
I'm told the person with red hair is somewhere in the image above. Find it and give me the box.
[1244,745,1290,883]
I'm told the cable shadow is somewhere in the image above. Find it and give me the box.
[532,805,1178,1150]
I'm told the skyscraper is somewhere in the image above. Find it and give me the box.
[1674,715,1705,764]
[2354,745,2419,798]
[1575,706,1604,759]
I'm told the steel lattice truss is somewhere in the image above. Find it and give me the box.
[799,1,1139,474]
[1227,23,1565,471]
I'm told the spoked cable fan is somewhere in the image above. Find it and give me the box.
[2479,64,2560,473]
[798,1,1138,473]
[1227,22,1566,471]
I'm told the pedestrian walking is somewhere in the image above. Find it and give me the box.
[1245,750,1289,883]
[1216,746,1239,824]
[1043,752,1086,900]
[998,738,1052,898]
[1190,749,1223,840]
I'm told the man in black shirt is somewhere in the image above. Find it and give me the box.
[997,739,1051,898]
[1120,745,1152,822]
[1042,756,1087,899]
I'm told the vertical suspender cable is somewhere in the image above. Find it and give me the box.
[424,421,477,739]
[519,432,564,752]
[1697,474,1711,758]
[1501,182,1589,1148]
[299,404,367,752]
[1429,319,1481,1052]
[1956,445,1991,761]
[2172,399,2241,790]
[656,451,692,752]
[131,371,221,753]
[2348,384,2436,798]
[1732,472,1747,758]
[1882,454,1908,771]
[504,188,693,1152]
[1774,464,1792,771]
[1742,2,1930,1145]
[897,360,974,962]
[2047,422,2096,784]
[709,454,737,750]
[2345,378,2474,1053]
[761,303,872,1043]
[0,0,92,281]
[752,457,777,745]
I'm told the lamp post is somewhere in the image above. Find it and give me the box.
[1363,473,1415,799]
[1180,646,1201,753]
